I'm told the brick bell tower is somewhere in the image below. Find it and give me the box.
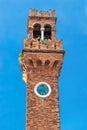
[20,9,65,130]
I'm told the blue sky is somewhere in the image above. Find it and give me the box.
[0,0,87,130]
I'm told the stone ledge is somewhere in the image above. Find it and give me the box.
[22,48,65,54]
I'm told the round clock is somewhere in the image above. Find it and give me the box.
[34,82,51,98]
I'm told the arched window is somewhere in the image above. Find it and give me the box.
[53,60,59,68]
[45,60,50,67]
[33,24,41,38]
[44,24,51,39]
[29,60,34,67]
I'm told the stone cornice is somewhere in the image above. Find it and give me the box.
[22,48,65,55]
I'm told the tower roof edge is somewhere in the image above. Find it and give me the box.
[29,9,56,17]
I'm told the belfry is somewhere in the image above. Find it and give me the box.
[20,9,65,130]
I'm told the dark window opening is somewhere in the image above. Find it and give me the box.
[29,60,34,66]
[53,60,59,68]
[44,24,51,39]
[33,24,41,39]
[45,60,50,66]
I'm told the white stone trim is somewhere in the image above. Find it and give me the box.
[34,82,51,98]
[41,27,45,40]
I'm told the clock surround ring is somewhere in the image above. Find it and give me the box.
[34,82,51,98]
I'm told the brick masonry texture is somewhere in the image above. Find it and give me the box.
[20,9,65,130]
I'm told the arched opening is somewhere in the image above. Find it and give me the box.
[44,24,51,39]
[45,60,50,67]
[53,60,59,68]
[33,24,41,38]
[37,60,42,66]
[29,60,34,66]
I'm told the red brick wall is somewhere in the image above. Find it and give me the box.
[21,50,64,130]
[20,9,65,130]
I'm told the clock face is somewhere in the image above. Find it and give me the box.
[34,82,51,98]
[37,84,49,96]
